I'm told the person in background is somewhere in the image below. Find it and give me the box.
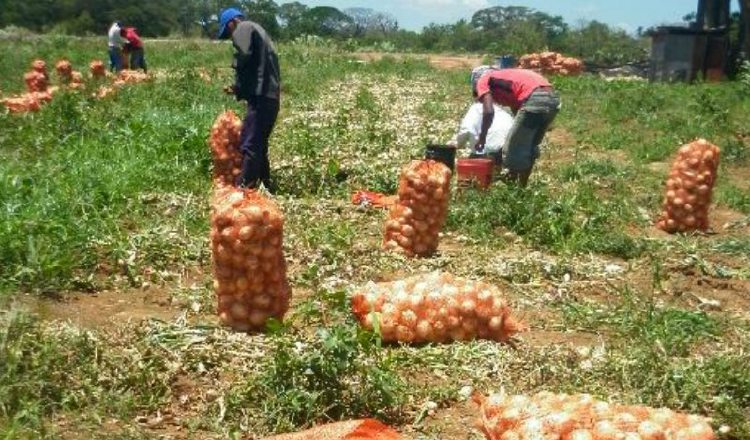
[474,68,560,186]
[122,27,147,73]
[107,21,129,72]
[217,7,281,192]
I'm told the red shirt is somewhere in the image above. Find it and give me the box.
[124,28,143,49]
[476,69,551,111]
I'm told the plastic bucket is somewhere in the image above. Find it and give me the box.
[425,144,456,172]
[456,158,493,189]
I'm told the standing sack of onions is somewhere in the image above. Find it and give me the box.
[475,391,716,440]
[211,185,291,331]
[656,139,720,233]
[55,59,73,83]
[383,160,452,257]
[24,71,48,93]
[351,272,523,344]
[209,110,243,186]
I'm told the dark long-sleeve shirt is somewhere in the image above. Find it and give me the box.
[231,21,280,101]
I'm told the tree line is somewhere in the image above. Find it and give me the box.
[1,0,747,67]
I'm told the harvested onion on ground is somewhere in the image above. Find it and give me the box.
[383,160,452,257]
[475,391,716,440]
[211,185,291,332]
[351,272,523,344]
[209,110,243,186]
[656,139,720,233]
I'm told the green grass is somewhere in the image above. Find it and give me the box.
[2,36,750,438]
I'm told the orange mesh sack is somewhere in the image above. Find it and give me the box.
[211,186,291,331]
[2,94,42,113]
[351,272,523,344]
[656,139,720,233]
[262,419,404,439]
[90,60,107,79]
[31,59,48,78]
[383,160,451,257]
[24,71,48,93]
[475,391,716,440]
[55,59,73,82]
[209,110,243,186]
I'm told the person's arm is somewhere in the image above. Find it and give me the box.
[475,93,494,153]
[231,23,255,98]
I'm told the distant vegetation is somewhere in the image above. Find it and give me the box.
[0,1,649,66]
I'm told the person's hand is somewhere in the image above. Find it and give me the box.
[474,139,486,154]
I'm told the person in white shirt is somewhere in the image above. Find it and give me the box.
[107,21,129,72]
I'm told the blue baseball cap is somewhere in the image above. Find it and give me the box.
[218,8,244,39]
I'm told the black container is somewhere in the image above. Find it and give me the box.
[424,144,456,172]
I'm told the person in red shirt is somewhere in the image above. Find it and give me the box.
[122,27,147,73]
[474,68,560,186]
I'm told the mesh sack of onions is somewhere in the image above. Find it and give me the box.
[211,185,291,332]
[351,272,523,344]
[2,94,42,113]
[55,59,73,83]
[656,139,720,233]
[24,71,48,93]
[209,110,244,186]
[475,391,716,440]
[262,419,404,440]
[90,60,107,79]
[31,59,48,78]
[383,160,452,257]
[69,71,85,89]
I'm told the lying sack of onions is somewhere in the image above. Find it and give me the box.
[351,272,523,344]
[383,160,451,257]
[211,185,291,332]
[2,93,42,113]
[55,59,73,83]
[209,110,244,186]
[262,419,405,440]
[89,60,107,79]
[475,391,716,440]
[656,139,720,234]
[24,71,48,93]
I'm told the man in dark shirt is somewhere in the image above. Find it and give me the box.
[218,8,281,191]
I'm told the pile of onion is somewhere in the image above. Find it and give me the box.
[89,60,107,79]
[656,139,720,233]
[209,110,244,186]
[55,59,73,83]
[475,391,716,440]
[24,71,48,93]
[211,185,291,332]
[518,52,583,76]
[351,272,523,344]
[383,160,452,257]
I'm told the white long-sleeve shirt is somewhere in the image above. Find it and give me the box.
[453,103,514,154]
[108,23,129,48]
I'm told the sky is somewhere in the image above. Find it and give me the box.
[277,0,740,34]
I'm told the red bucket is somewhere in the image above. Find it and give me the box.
[456,158,493,189]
